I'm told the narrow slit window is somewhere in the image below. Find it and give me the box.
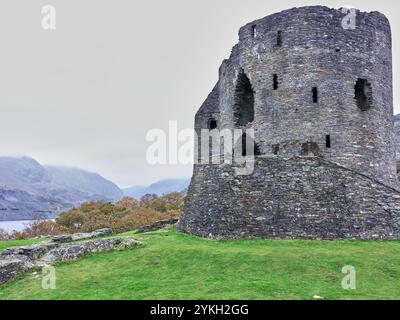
[237,133,261,157]
[251,25,257,38]
[277,31,282,46]
[326,135,331,149]
[273,74,279,90]
[272,144,280,155]
[312,87,318,103]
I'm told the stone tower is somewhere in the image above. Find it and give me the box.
[178,6,400,240]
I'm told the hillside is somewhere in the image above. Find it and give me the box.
[123,178,190,199]
[1,227,400,299]
[0,157,122,221]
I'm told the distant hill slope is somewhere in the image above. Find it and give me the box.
[123,178,190,199]
[0,157,122,221]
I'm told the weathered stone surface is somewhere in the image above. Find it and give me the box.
[138,219,179,233]
[1,244,46,260]
[0,232,141,284]
[52,228,113,242]
[70,228,113,241]
[52,235,73,243]
[0,259,24,285]
[92,228,113,237]
[40,238,140,263]
[180,157,400,240]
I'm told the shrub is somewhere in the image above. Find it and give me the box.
[115,197,139,210]
[55,193,184,234]
[8,220,68,240]
[0,228,9,240]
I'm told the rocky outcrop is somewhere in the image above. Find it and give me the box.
[0,229,141,285]
[137,219,179,233]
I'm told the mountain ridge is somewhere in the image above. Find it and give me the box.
[123,178,190,199]
[0,157,123,221]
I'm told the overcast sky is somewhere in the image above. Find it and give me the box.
[0,0,398,187]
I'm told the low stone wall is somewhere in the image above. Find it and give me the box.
[137,219,179,233]
[0,259,30,285]
[0,229,141,285]
[52,228,112,243]
[178,157,400,240]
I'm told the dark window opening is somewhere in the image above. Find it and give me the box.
[277,31,282,46]
[234,70,255,127]
[208,118,217,130]
[335,48,341,52]
[273,74,279,90]
[237,133,261,157]
[251,25,257,38]
[301,142,320,157]
[355,78,372,111]
[312,87,318,103]
[326,135,331,149]
[197,135,201,163]
[272,144,280,155]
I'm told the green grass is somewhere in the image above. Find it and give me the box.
[0,238,47,251]
[1,227,400,300]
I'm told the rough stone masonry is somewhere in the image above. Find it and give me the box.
[178,6,400,240]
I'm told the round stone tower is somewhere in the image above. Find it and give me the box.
[178,6,400,240]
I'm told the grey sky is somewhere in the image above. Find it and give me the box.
[0,0,398,187]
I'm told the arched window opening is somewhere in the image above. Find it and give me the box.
[234,70,255,127]
[208,118,217,130]
[355,78,372,111]
[312,87,318,103]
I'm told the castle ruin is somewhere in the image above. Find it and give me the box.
[178,6,400,240]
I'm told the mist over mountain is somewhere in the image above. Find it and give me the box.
[123,178,190,199]
[0,157,122,221]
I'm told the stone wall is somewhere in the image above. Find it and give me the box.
[137,219,179,233]
[178,157,400,240]
[0,229,141,285]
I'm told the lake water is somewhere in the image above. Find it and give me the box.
[0,220,35,232]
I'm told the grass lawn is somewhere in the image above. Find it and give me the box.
[0,227,400,300]
[0,238,47,251]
